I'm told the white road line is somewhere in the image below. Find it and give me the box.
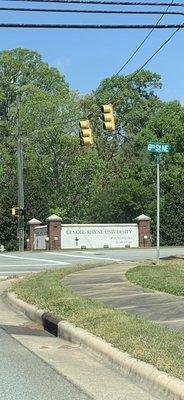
[0,271,38,274]
[0,266,69,272]
[80,251,96,254]
[43,252,121,262]
[0,264,70,268]
[0,268,70,274]
[0,254,71,265]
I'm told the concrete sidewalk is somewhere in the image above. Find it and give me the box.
[63,263,184,332]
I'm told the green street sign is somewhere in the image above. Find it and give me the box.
[147,142,170,154]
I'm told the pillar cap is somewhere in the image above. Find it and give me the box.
[47,214,62,222]
[27,218,41,225]
[135,214,151,221]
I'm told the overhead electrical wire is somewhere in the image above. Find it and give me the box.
[1,0,184,8]
[117,26,180,89]
[1,3,181,76]
[0,7,184,16]
[1,1,180,69]
[0,0,181,122]
[86,25,181,120]
[105,26,181,131]
[115,0,176,75]
[0,23,183,28]
[1,2,182,28]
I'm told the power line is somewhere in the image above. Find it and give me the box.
[1,7,184,16]
[107,27,180,123]
[2,0,184,8]
[86,25,180,120]
[0,1,181,124]
[115,0,176,75]
[119,26,180,87]
[0,23,183,28]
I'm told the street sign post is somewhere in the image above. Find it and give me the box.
[156,154,161,265]
[147,142,170,265]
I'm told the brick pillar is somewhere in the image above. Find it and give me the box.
[27,218,41,251]
[135,214,151,247]
[46,214,62,250]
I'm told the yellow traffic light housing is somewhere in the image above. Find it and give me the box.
[11,207,26,217]
[101,104,115,131]
[79,120,93,146]
[11,207,19,217]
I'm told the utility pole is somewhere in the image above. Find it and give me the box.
[16,94,24,251]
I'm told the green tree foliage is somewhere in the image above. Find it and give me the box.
[0,48,183,249]
[0,48,79,247]
[0,48,103,248]
[86,74,184,245]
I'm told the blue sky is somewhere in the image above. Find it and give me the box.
[0,1,184,102]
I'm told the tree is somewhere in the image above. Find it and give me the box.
[82,70,162,160]
[81,78,184,245]
[0,48,183,248]
[129,101,184,245]
[0,48,80,248]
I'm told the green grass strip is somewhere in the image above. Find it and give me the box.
[11,265,184,381]
[126,262,184,296]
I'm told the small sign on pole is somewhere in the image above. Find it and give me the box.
[147,142,170,154]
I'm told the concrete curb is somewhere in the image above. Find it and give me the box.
[7,291,46,325]
[7,290,184,400]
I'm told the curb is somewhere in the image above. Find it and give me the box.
[7,291,46,325]
[7,290,184,400]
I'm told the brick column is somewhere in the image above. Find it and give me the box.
[46,214,62,250]
[27,218,41,251]
[135,214,151,247]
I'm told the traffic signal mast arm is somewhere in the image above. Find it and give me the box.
[101,104,115,131]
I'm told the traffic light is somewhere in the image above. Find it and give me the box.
[11,207,26,217]
[101,104,115,131]
[11,207,19,217]
[156,129,165,139]
[79,120,93,146]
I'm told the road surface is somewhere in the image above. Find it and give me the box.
[0,247,183,280]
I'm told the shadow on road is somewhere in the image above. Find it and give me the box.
[160,255,184,260]
[0,324,52,337]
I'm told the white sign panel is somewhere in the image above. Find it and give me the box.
[61,224,138,249]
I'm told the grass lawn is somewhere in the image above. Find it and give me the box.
[126,259,184,296]
[11,264,184,381]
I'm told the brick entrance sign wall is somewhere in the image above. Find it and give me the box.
[27,214,151,250]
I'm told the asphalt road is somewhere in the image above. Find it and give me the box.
[0,328,92,400]
[0,247,183,280]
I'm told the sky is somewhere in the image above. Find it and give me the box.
[0,0,184,103]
